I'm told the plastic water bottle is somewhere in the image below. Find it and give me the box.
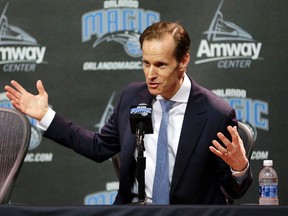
[259,160,279,205]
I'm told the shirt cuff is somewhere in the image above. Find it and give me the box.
[231,163,249,184]
[36,107,55,131]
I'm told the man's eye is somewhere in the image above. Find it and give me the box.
[158,64,166,69]
[143,61,150,67]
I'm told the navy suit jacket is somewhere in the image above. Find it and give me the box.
[44,77,252,204]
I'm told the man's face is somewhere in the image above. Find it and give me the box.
[142,35,186,99]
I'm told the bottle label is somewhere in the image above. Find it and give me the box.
[259,185,278,198]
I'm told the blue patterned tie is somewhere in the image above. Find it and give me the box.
[152,99,174,204]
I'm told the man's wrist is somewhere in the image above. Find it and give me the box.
[36,107,55,131]
[231,162,249,176]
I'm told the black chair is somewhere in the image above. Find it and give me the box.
[237,121,256,160]
[221,121,256,204]
[238,122,256,160]
[0,107,30,204]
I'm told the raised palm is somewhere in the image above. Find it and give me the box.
[4,80,49,121]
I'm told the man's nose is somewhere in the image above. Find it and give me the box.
[147,65,157,78]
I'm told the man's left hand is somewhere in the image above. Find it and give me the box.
[209,125,249,172]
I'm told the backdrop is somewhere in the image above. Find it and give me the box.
[1,0,287,205]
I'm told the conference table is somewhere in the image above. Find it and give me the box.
[0,204,287,216]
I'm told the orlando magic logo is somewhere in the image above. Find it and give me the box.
[130,105,152,117]
[81,0,160,58]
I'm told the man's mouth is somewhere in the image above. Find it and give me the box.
[148,82,159,89]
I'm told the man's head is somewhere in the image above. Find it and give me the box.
[140,22,191,63]
[140,22,191,99]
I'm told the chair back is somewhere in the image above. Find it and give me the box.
[221,121,256,204]
[0,108,30,203]
[237,121,256,160]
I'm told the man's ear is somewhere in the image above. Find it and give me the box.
[180,53,190,70]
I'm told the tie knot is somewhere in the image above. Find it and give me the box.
[160,99,174,113]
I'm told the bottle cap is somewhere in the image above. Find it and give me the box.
[263,160,273,166]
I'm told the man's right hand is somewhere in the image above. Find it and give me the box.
[4,80,49,121]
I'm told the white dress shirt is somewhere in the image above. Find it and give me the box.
[132,73,191,202]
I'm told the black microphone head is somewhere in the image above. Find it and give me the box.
[130,103,153,134]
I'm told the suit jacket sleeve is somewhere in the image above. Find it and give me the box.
[43,108,121,163]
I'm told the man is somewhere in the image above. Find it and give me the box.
[5,21,252,204]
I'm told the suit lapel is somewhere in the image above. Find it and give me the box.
[170,80,208,197]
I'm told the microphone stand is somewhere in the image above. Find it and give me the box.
[135,122,147,204]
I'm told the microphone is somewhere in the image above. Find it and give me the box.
[130,103,152,203]
[130,103,153,135]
